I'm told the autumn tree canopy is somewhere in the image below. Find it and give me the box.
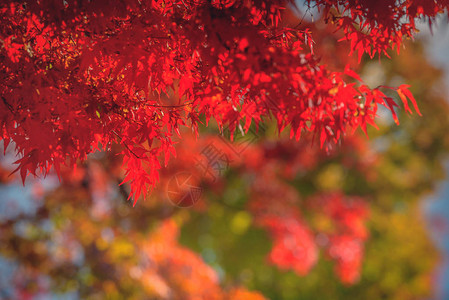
[2,1,449,298]
[0,0,446,202]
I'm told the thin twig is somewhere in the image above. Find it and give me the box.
[1,96,15,114]
[142,101,194,108]
[111,130,143,159]
[179,0,188,9]
[294,2,314,29]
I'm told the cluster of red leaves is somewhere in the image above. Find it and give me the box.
[0,0,431,203]
[249,174,368,284]
[312,0,449,61]
[250,176,319,276]
[310,192,369,283]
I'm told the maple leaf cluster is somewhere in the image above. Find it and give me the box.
[0,0,438,202]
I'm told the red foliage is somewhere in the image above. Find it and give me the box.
[0,0,433,202]
[250,175,319,275]
[249,169,369,283]
[311,192,369,284]
[314,0,449,60]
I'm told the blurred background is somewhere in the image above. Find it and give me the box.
[1,5,449,300]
